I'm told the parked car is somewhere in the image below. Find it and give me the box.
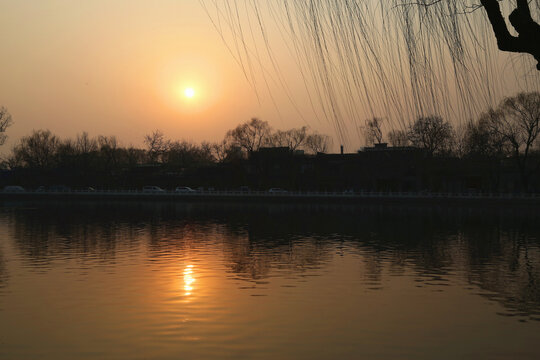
[175,186,196,193]
[142,186,166,193]
[3,185,25,192]
[268,188,288,193]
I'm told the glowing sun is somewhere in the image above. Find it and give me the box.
[184,87,196,98]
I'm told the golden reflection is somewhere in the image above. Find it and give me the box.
[183,264,195,296]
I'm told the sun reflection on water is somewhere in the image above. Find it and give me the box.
[183,264,195,296]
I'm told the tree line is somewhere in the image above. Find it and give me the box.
[0,119,332,173]
[1,91,538,190]
[363,92,540,189]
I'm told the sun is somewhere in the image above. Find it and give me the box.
[184,87,195,98]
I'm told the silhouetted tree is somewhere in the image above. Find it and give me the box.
[98,135,120,170]
[418,1,540,69]
[164,140,214,169]
[408,116,454,156]
[480,0,540,69]
[66,132,98,171]
[55,139,78,168]
[363,117,384,146]
[267,126,310,151]
[200,142,214,161]
[305,133,332,154]
[0,107,13,146]
[210,139,232,163]
[144,130,170,163]
[75,132,98,154]
[486,91,540,189]
[462,117,508,158]
[388,129,409,147]
[226,118,271,154]
[125,146,146,166]
[13,130,60,168]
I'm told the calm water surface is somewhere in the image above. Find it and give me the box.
[0,201,539,359]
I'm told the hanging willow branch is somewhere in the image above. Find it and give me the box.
[200,0,540,147]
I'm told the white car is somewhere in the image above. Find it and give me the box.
[175,186,196,193]
[142,186,166,193]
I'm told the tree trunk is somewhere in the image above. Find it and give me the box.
[481,0,540,70]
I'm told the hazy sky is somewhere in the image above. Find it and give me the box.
[1,1,538,154]
[0,0,320,153]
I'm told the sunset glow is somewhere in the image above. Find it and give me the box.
[1,1,540,359]
[0,1,538,153]
[184,87,196,99]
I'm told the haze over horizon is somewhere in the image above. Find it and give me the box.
[1,0,539,154]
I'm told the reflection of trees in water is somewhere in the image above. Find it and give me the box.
[464,228,540,320]
[347,207,540,320]
[7,202,148,267]
[140,206,334,281]
[215,204,540,318]
[4,200,540,318]
[221,232,333,282]
[222,211,335,281]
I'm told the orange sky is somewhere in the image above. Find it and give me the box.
[0,1,538,154]
[0,0,324,153]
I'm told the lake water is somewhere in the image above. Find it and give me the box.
[0,201,539,359]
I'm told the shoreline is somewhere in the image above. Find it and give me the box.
[1,190,539,206]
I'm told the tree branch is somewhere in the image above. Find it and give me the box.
[481,0,540,70]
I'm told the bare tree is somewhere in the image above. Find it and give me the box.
[462,117,508,158]
[0,107,13,146]
[144,130,170,163]
[226,118,271,153]
[56,138,77,163]
[388,129,409,147]
[200,141,214,162]
[305,133,333,154]
[211,139,243,163]
[125,146,146,166]
[267,126,309,151]
[13,130,60,168]
[408,116,454,156]
[267,130,287,148]
[98,135,120,168]
[363,118,384,146]
[164,140,214,168]
[211,139,231,163]
[288,127,310,150]
[486,91,540,189]
[75,132,98,154]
